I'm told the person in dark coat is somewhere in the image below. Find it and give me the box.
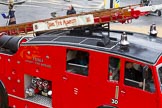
[124,62,143,88]
[7,4,16,25]
[66,5,76,15]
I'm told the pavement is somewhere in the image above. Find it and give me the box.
[0,0,162,37]
[0,0,26,5]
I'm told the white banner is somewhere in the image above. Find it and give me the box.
[33,14,94,32]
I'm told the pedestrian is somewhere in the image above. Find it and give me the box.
[66,5,76,15]
[7,4,16,25]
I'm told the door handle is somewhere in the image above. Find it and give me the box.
[121,90,126,94]
[62,76,68,80]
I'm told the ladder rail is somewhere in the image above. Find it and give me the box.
[0,4,159,36]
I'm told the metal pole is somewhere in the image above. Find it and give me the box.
[110,0,113,8]
[108,22,110,38]
[108,0,113,38]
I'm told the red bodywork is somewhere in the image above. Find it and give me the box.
[0,4,160,108]
[0,44,162,108]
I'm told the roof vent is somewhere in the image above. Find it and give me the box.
[101,32,110,46]
[96,41,105,47]
[120,32,129,50]
[149,24,157,37]
[96,32,110,47]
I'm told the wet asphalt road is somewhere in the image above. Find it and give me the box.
[0,0,161,27]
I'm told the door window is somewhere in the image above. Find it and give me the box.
[124,61,155,92]
[66,49,89,76]
[157,65,162,92]
[108,57,120,82]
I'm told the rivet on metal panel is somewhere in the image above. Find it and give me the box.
[17,61,20,64]
[13,105,16,108]
[27,51,31,55]
[36,68,40,73]
[12,89,16,93]
[46,55,50,59]
[12,70,16,75]
[17,79,21,83]
[8,77,11,80]
[8,59,11,62]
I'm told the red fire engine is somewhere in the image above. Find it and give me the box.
[0,4,162,108]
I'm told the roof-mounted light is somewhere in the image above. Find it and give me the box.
[120,32,129,45]
[120,32,129,50]
[149,24,158,37]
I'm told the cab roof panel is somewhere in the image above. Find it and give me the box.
[23,31,162,64]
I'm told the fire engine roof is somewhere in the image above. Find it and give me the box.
[22,31,162,64]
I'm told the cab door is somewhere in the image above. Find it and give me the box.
[119,60,158,108]
[61,49,91,108]
[88,53,122,108]
[102,56,122,107]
